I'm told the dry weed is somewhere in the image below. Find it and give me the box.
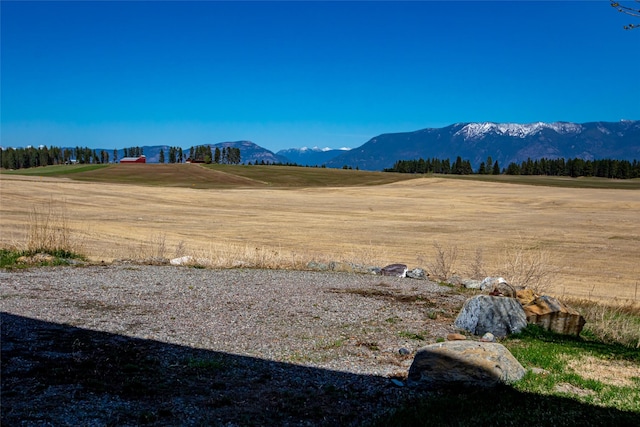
[426,241,458,281]
[198,242,312,270]
[342,243,388,268]
[26,199,84,255]
[465,247,487,280]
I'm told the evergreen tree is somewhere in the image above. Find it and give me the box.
[478,162,486,174]
[492,160,500,175]
[159,149,165,163]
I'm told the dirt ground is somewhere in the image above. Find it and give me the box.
[1,174,639,301]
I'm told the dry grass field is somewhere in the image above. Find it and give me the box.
[1,167,639,302]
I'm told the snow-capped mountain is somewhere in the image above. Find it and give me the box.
[325,120,640,171]
[454,122,584,139]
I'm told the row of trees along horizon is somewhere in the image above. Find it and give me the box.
[0,145,241,169]
[1,145,639,179]
[385,156,640,179]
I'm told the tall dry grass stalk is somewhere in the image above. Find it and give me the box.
[565,298,640,348]
[26,200,83,255]
[137,233,167,259]
[200,243,312,270]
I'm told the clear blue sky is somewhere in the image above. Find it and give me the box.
[2,1,639,152]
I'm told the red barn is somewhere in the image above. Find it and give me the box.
[120,155,146,163]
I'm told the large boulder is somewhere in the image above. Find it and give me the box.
[454,295,527,338]
[408,341,526,387]
[522,295,586,336]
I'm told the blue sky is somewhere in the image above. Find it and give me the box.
[2,1,639,152]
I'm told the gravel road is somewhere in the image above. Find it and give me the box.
[1,264,466,426]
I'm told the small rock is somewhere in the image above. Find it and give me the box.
[481,332,495,342]
[447,275,463,286]
[398,347,411,355]
[446,333,467,341]
[531,367,549,375]
[480,276,508,291]
[462,279,482,289]
[307,261,329,271]
[406,268,426,280]
[170,256,194,266]
[380,264,408,277]
[488,280,517,298]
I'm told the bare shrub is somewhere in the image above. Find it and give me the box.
[173,240,187,259]
[150,233,167,258]
[466,247,487,280]
[499,238,556,293]
[426,241,458,281]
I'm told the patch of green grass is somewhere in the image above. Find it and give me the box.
[4,163,418,188]
[375,384,640,426]
[203,164,416,187]
[398,330,426,341]
[318,338,345,350]
[0,248,86,269]
[503,325,640,412]
[379,325,640,425]
[184,357,227,371]
[1,164,109,176]
[385,316,401,324]
[0,249,23,268]
[441,173,640,190]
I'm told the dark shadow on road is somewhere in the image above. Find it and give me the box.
[2,312,639,426]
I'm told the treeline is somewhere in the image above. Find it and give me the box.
[385,156,499,175]
[180,145,241,164]
[1,144,243,169]
[504,157,640,179]
[1,146,112,169]
[385,156,640,179]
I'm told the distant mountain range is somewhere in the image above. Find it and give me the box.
[110,120,639,171]
[324,120,640,171]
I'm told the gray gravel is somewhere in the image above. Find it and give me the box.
[1,265,463,375]
[1,264,466,426]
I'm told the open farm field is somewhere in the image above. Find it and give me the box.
[1,167,639,301]
[1,163,416,188]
